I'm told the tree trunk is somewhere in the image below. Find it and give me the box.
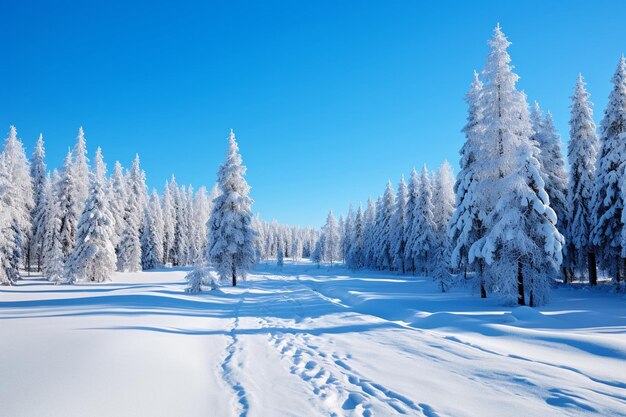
[232,262,237,287]
[479,261,486,299]
[588,251,597,286]
[517,261,525,306]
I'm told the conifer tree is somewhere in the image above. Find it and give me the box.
[108,161,127,249]
[390,176,408,272]
[29,134,48,272]
[567,74,599,284]
[322,210,340,265]
[404,168,420,274]
[72,127,90,214]
[141,190,165,270]
[592,56,626,285]
[117,154,146,272]
[57,150,80,259]
[206,130,257,286]
[470,25,563,306]
[411,166,437,275]
[66,148,116,283]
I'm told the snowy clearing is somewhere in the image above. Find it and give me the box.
[1,262,625,417]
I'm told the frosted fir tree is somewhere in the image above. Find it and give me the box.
[168,177,184,266]
[117,155,147,272]
[191,186,211,264]
[41,170,65,283]
[592,56,626,284]
[470,25,563,306]
[276,237,284,267]
[362,197,377,268]
[567,74,599,284]
[341,205,355,263]
[56,150,81,259]
[539,112,568,235]
[141,190,165,270]
[403,168,420,273]
[347,204,365,269]
[66,148,117,283]
[161,179,176,265]
[411,166,437,275]
[206,130,257,286]
[432,161,455,289]
[29,134,48,272]
[375,182,395,269]
[108,161,127,249]
[390,176,408,272]
[322,210,340,265]
[71,127,90,214]
[0,126,34,275]
[449,71,486,294]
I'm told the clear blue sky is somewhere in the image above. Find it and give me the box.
[3,1,625,227]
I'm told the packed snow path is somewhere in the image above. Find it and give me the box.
[1,263,626,416]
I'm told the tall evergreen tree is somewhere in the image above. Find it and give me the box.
[470,25,563,306]
[108,161,127,249]
[404,168,420,274]
[161,179,176,265]
[390,176,408,272]
[567,75,600,284]
[449,71,486,294]
[72,127,90,214]
[29,134,48,272]
[57,150,80,259]
[117,154,146,272]
[591,56,626,284]
[66,148,116,283]
[206,130,257,286]
[141,190,165,270]
[322,210,340,265]
[411,166,437,275]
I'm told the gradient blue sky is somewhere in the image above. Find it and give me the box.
[3,0,625,227]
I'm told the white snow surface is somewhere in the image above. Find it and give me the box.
[1,262,625,417]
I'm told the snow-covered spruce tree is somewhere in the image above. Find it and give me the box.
[41,171,65,283]
[375,181,395,270]
[108,161,127,249]
[29,134,48,272]
[411,166,437,275]
[347,204,365,269]
[71,127,90,214]
[117,154,147,272]
[403,168,420,274]
[57,150,81,259]
[66,148,116,283]
[433,161,455,290]
[567,74,600,284]
[205,130,257,286]
[470,25,563,306]
[362,198,377,268]
[161,179,176,265]
[0,126,34,281]
[592,56,626,285]
[449,71,487,295]
[390,176,408,273]
[191,186,211,264]
[168,177,184,266]
[141,190,165,270]
[276,237,284,267]
[341,205,355,264]
[322,210,340,265]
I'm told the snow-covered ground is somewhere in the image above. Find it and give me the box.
[1,262,625,417]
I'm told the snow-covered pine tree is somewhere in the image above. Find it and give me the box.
[322,210,340,265]
[206,130,257,286]
[433,161,455,289]
[592,56,626,286]
[57,150,80,259]
[42,170,65,283]
[141,190,165,270]
[342,205,355,264]
[66,147,116,283]
[411,166,437,275]
[161,179,176,265]
[108,161,127,249]
[470,25,563,306]
[390,176,408,273]
[376,181,395,270]
[0,126,34,281]
[29,134,48,272]
[71,127,90,214]
[276,237,284,267]
[362,197,377,269]
[449,71,486,295]
[191,186,211,264]
[403,168,420,274]
[567,74,599,284]
[347,204,364,269]
[168,176,183,266]
[117,154,147,272]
